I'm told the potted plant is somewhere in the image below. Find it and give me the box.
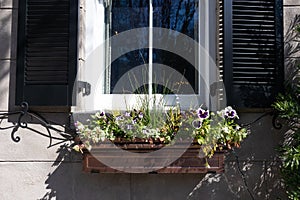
[73,103,248,173]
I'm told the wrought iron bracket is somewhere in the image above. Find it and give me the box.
[0,102,77,148]
[241,110,283,130]
[0,102,282,149]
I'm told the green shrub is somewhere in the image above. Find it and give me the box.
[273,66,300,200]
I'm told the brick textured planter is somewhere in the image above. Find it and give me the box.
[82,141,225,173]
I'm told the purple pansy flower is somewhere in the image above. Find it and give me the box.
[100,111,105,116]
[124,112,131,117]
[224,106,238,119]
[138,112,144,119]
[95,111,105,118]
[115,115,124,121]
[132,119,137,124]
[197,108,210,119]
[192,120,202,129]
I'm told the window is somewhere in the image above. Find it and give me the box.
[76,0,218,112]
[15,0,283,112]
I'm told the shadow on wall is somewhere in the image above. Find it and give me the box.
[38,145,207,200]
[0,7,11,59]
[284,15,300,84]
[0,63,10,111]
[37,145,207,200]
[0,5,12,110]
[186,157,286,200]
[37,143,286,199]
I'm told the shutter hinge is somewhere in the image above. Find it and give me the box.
[77,81,91,96]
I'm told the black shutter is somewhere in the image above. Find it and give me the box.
[16,0,78,107]
[220,0,283,108]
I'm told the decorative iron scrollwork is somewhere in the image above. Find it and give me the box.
[0,102,77,148]
[0,102,282,148]
[241,110,283,130]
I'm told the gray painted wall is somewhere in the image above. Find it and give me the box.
[0,0,298,199]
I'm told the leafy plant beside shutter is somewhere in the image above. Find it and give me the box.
[16,0,78,107]
[220,0,283,108]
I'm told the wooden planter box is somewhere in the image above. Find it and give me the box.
[82,141,225,174]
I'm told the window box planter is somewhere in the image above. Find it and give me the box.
[82,140,225,173]
[75,106,247,173]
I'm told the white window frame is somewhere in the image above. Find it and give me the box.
[73,0,219,113]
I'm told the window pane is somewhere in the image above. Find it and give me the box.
[110,0,149,94]
[109,0,199,94]
[153,0,199,94]
[153,0,198,39]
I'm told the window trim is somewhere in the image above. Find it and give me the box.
[74,0,219,113]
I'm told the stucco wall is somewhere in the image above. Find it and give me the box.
[0,0,297,199]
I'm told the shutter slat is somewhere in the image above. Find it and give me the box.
[24,0,71,85]
[221,0,283,108]
[16,0,78,106]
[232,0,277,85]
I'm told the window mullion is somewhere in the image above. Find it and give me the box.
[149,0,153,99]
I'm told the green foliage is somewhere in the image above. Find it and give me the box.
[75,105,248,158]
[273,93,299,120]
[273,98,300,199]
[280,145,300,200]
[273,58,300,199]
[295,25,300,34]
